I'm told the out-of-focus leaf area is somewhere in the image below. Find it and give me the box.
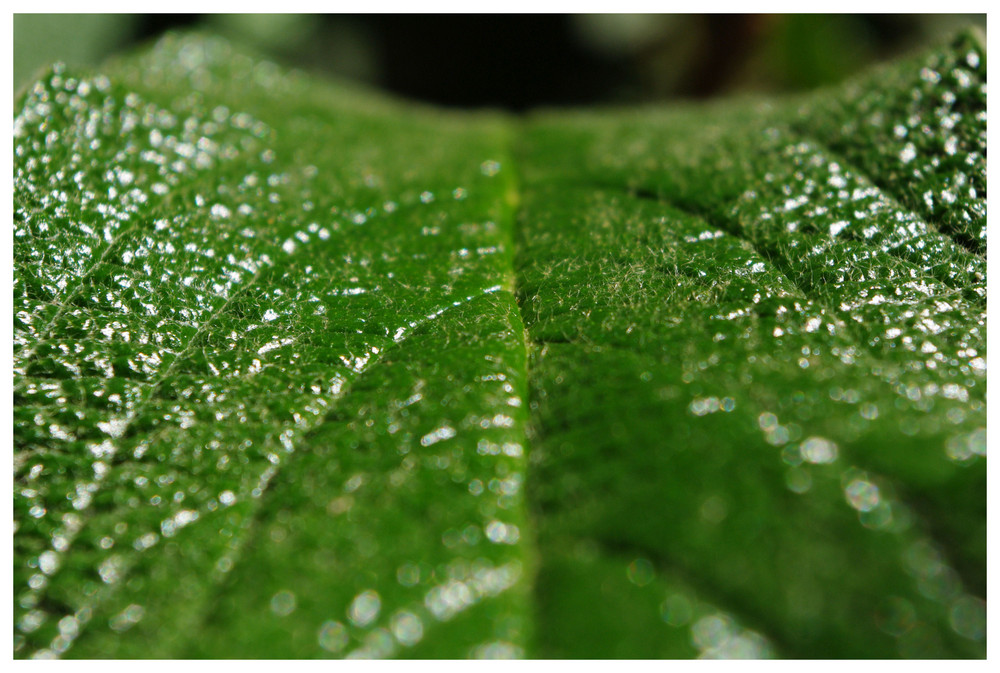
[13,14,987,108]
[12,15,986,661]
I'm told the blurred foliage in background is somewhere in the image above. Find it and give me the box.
[13,14,987,109]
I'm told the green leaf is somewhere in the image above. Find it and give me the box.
[14,31,985,659]
[15,35,528,659]
[518,32,985,659]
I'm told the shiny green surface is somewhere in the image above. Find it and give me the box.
[13,32,985,658]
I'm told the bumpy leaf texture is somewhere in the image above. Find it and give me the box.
[13,31,986,659]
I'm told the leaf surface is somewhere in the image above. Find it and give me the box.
[517,32,985,658]
[13,32,986,659]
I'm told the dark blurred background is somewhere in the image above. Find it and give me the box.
[14,14,986,109]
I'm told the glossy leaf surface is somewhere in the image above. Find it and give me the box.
[13,31,986,659]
